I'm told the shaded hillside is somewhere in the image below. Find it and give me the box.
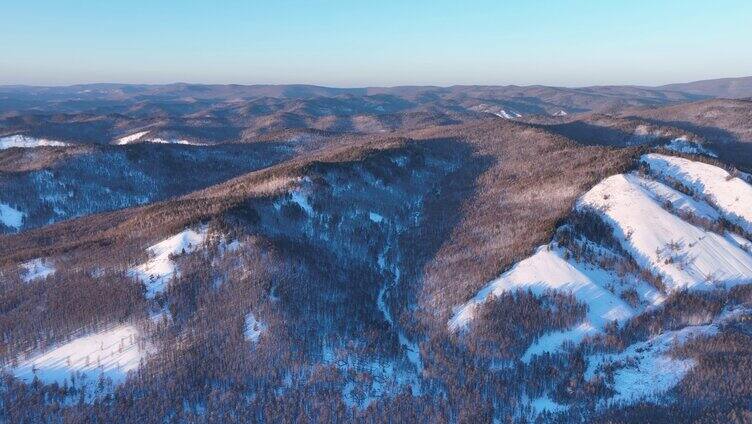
[0,142,298,233]
[659,76,752,99]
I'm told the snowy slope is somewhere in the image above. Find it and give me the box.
[449,244,652,361]
[580,173,752,290]
[585,307,747,406]
[642,154,752,233]
[664,137,716,157]
[21,258,56,282]
[244,313,266,343]
[116,131,150,145]
[451,153,752,362]
[0,134,68,149]
[129,227,208,298]
[0,203,25,229]
[115,132,201,146]
[10,325,143,390]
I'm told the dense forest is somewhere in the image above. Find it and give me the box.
[1,93,752,423]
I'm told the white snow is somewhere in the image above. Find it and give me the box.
[289,190,314,215]
[21,258,55,282]
[494,109,522,119]
[116,131,150,145]
[449,244,641,361]
[0,134,68,149]
[116,133,202,146]
[148,137,196,145]
[450,153,752,361]
[580,173,752,290]
[10,324,143,390]
[554,110,568,116]
[642,153,752,234]
[631,174,720,222]
[530,395,569,415]
[0,203,25,229]
[244,313,266,343]
[664,137,716,157]
[369,212,384,223]
[129,227,208,298]
[584,309,748,406]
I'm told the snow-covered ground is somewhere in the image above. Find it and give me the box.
[450,153,752,362]
[116,131,150,145]
[580,173,752,290]
[468,104,522,119]
[148,138,199,145]
[585,308,747,406]
[0,203,25,230]
[530,395,569,415]
[449,244,654,361]
[21,258,56,282]
[244,313,266,343]
[129,227,208,298]
[289,190,314,215]
[0,134,68,149]
[9,324,143,394]
[495,109,522,119]
[369,211,384,223]
[115,132,201,146]
[664,137,716,157]
[642,153,752,234]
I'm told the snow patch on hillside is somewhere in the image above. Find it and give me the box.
[130,227,208,298]
[585,308,746,406]
[148,137,199,145]
[9,325,143,398]
[21,258,56,282]
[289,190,314,215]
[0,203,25,229]
[469,104,522,119]
[664,137,716,157]
[0,134,68,149]
[369,212,384,223]
[642,153,752,233]
[116,133,202,146]
[580,173,752,290]
[116,131,150,144]
[495,109,522,119]
[449,244,647,360]
[530,395,569,415]
[244,313,266,343]
[451,154,752,361]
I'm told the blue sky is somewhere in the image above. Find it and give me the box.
[1,0,751,87]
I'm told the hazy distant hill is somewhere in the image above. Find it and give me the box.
[658,76,752,98]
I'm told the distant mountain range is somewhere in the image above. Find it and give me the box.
[1,76,749,147]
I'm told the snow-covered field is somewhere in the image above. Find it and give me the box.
[0,134,68,149]
[0,203,25,229]
[451,153,752,364]
[21,258,56,282]
[585,307,747,406]
[495,109,522,119]
[116,132,202,146]
[10,325,143,392]
[580,173,752,290]
[129,227,208,297]
[449,244,656,361]
[116,131,150,145]
[664,137,716,157]
[244,313,266,343]
[642,154,752,234]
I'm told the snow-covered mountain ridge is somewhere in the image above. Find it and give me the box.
[451,153,752,410]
